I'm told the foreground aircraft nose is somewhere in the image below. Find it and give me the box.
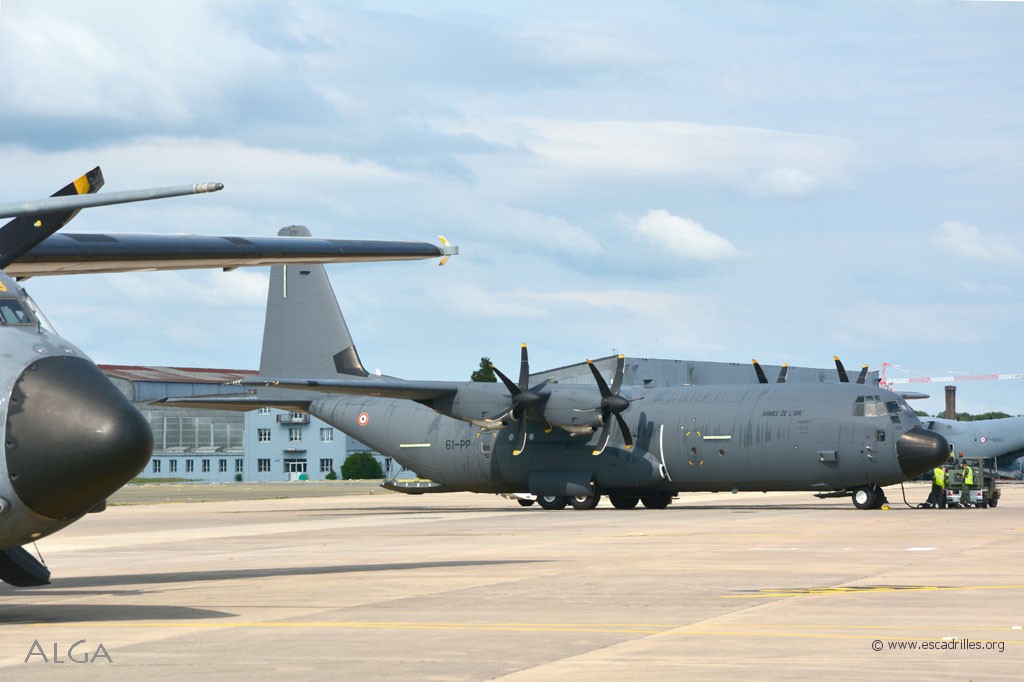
[896,426,949,478]
[5,356,152,520]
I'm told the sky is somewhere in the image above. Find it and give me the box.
[2,0,1024,417]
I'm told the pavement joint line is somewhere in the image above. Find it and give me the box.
[722,584,1024,598]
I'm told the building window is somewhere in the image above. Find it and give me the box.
[258,428,271,443]
[235,459,244,473]
[152,459,161,473]
[169,460,178,473]
[258,406,272,414]
[219,459,227,473]
[258,458,271,473]
[320,428,334,442]
[202,459,210,473]
[185,459,194,473]
[320,458,333,473]
[289,427,302,442]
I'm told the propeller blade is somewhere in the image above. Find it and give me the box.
[752,359,768,384]
[855,365,868,385]
[777,364,789,384]
[490,364,520,397]
[614,412,633,448]
[592,420,613,456]
[610,354,625,395]
[587,359,612,397]
[834,356,849,383]
[517,343,529,389]
[511,419,529,456]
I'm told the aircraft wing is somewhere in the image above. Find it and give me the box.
[238,377,460,401]
[151,395,314,412]
[5,233,457,278]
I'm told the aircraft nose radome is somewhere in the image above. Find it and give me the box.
[896,426,949,478]
[4,356,152,520]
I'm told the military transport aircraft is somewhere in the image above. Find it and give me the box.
[0,167,455,587]
[162,256,950,513]
[918,416,1024,478]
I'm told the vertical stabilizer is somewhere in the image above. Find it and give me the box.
[258,225,368,379]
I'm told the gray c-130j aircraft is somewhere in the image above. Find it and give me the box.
[164,256,950,512]
[0,167,456,587]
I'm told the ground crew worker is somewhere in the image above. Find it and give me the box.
[961,461,975,506]
[929,466,947,508]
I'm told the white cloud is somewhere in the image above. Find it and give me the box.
[436,117,855,199]
[626,210,746,262]
[749,167,820,198]
[932,220,1023,264]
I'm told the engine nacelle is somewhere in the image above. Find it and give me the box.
[539,387,604,432]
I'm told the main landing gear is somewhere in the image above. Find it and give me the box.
[530,492,674,510]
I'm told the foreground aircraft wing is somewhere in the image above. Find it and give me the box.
[6,233,458,278]
[238,377,459,401]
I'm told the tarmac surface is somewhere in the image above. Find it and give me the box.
[1,481,1021,680]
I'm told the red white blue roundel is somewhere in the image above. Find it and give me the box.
[357,412,369,426]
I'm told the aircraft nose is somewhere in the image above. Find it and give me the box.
[896,426,949,478]
[4,356,152,520]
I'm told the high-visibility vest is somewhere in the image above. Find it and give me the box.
[933,467,945,488]
[963,466,974,486]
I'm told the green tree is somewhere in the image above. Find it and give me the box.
[341,451,384,479]
[933,411,1014,421]
[471,356,497,382]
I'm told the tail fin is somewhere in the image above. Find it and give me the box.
[258,225,369,379]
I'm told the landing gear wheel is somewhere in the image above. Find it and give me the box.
[517,498,535,507]
[609,494,640,509]
[537,495,568,510]
[852,486,878,510]
[989,498,999,508]
[641,492,672,509]
[570,494,601,510]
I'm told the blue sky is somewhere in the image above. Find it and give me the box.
[2,1,1023,416]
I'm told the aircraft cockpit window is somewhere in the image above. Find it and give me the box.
[853,395,888,417]
[0,298,35,325]
[885,400,901,415]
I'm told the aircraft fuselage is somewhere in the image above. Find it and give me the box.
[311,382,944,496]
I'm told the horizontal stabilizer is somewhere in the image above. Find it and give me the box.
[239,377,459,401]
[152,395,313,412]
[898,391,930,400]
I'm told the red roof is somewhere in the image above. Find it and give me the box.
[99,365,258,384]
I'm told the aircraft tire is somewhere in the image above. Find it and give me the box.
[569,494,601,510]
[517,498,535,507]
[641,492,672,509]
[609,494,640,509]
[989,499,998,508]
[537,495,568,510]
[852,486,877,510]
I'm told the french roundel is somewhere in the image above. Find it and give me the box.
[357,412,369,426]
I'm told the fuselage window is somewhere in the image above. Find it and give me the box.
[0,298,34,325]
